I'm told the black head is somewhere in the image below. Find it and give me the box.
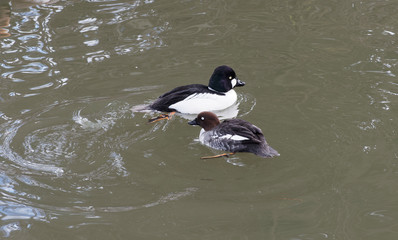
[188,111,220,131]
[208,65,245,93]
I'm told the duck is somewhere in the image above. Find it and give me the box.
[147,65,245,123]
[188,111,279,158]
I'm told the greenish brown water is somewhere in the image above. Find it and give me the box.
[1,0,398,239]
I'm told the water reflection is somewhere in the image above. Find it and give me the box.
[0,2,65,105]
[0,200,46,221]
[0,1,60,38]
[0,222,22,238]
[1,0,168,104]
[0,2,10,38]
[0,173,47,237]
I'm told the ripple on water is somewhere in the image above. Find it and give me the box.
[0,173,47,235]
[0,99,199,237]
[0,100,135,177]
[0,119,64,176]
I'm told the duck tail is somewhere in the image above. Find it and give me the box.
[131,104,151,113]
[257,145,280,158]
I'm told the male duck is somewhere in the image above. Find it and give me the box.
[148,65,245,123]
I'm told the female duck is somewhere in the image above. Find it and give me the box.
[188,111,279,158]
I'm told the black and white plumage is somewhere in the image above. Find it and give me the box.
[188,112,279,158]
[148,65,245,114]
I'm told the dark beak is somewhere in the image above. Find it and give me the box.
[236,78,245,87]
[188,118,199,126]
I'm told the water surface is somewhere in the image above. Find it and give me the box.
[1,0,398,239]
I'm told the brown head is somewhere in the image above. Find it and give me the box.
[188,111,220,131]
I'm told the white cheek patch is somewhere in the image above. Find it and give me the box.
[219,134,249,141]
[231,78,237,88]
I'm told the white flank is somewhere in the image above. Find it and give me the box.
[198,129,249,146]
[219,134,249,141]
[169,90,237,114]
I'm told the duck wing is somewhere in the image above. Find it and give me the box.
[150,84,221,112]
[218,119,265,144]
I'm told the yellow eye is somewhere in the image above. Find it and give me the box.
[201,117,205,120]
[229,76,232,80]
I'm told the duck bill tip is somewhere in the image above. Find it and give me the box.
[188,119,198,125]
[236,79,245,87]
